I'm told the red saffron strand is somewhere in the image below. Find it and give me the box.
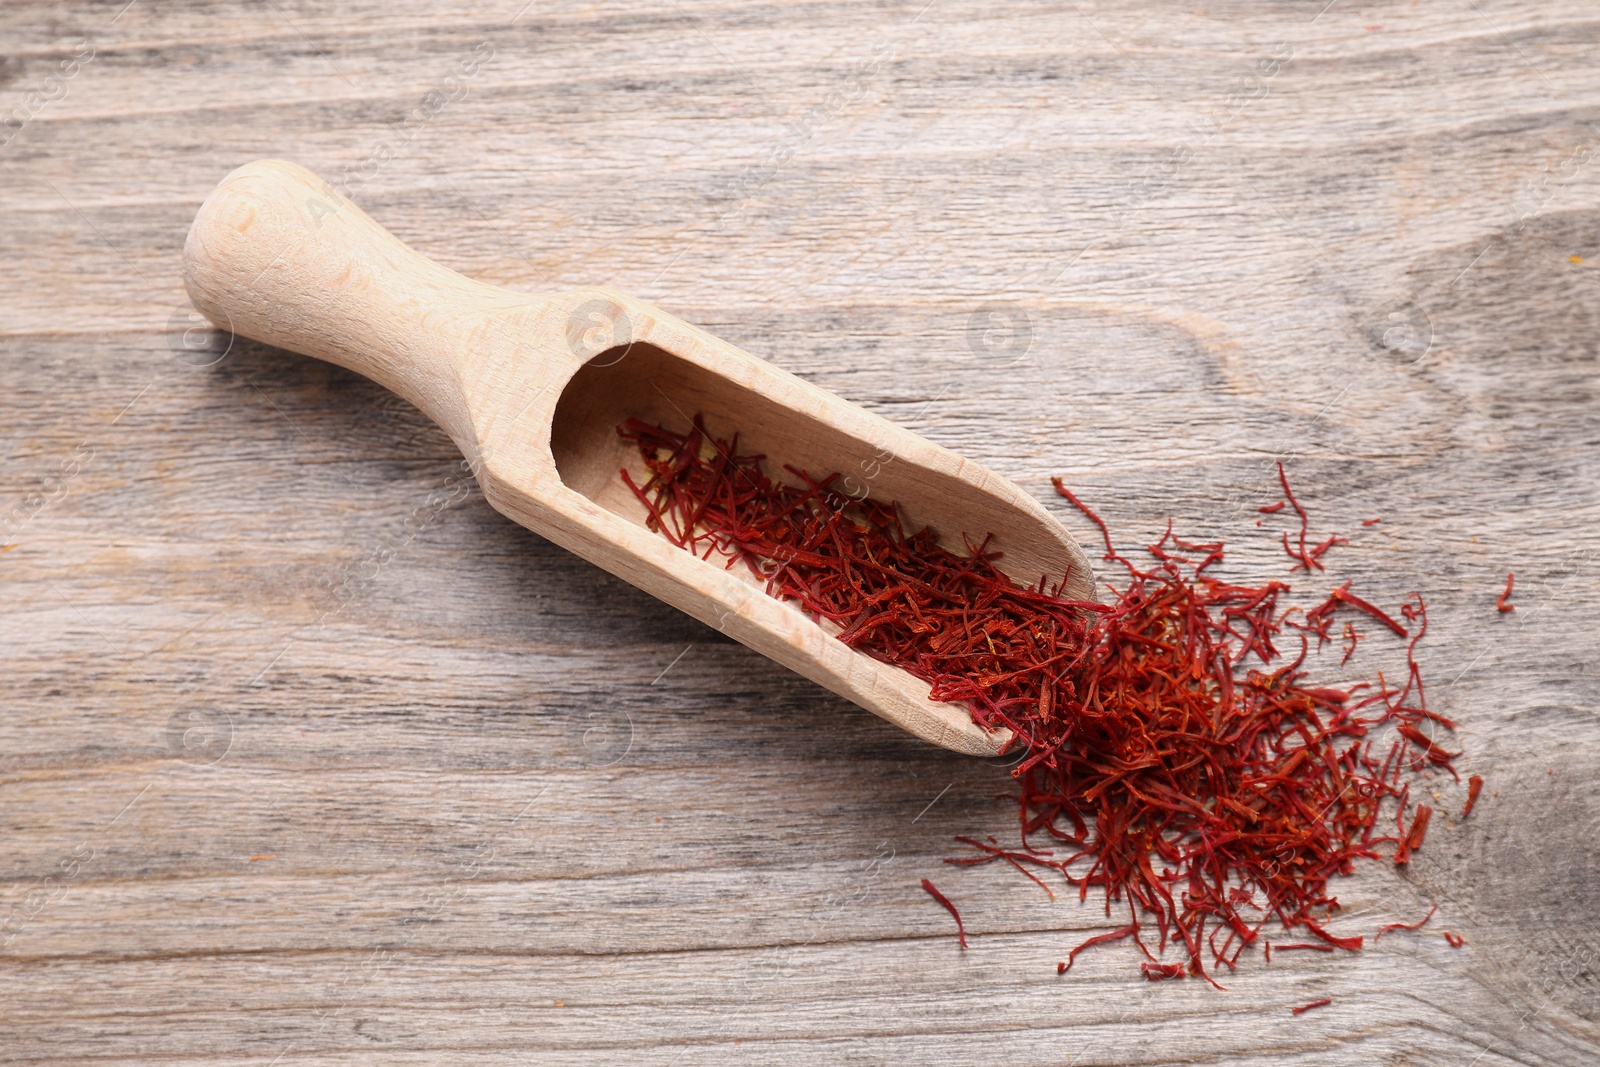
[1393,805,1433,865]
[1292,998,1333,1015]
[921,879,967,948]
[1310,534,1350,563]
[1051,476,1134,573]
[1497,572,1516,612]
[1444,932,1466,948]
[1058,923,1140,974]
[1463,775,1484,818]
[1362,517,1382,526]
[1340,623,1364,666]
[1330,584,1408,637]
[1276,462,1317,571]
[1375,905,1438,940]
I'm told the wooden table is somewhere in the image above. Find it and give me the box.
[4,2,1597,1063]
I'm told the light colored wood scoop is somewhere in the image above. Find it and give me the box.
[183,160,1095,756]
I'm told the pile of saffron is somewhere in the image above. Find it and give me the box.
[618,416,1467,984]
[617,417,1098,748]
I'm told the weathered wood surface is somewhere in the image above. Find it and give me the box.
[2,1,1598,1063]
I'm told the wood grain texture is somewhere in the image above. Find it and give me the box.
[2,1,1598,1063]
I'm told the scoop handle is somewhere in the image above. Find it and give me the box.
[182,159,533,446]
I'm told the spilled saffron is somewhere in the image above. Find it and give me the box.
[619,417,1464,984]
[1292,998,1333,1015]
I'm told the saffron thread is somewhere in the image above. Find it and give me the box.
[921,878,967,948]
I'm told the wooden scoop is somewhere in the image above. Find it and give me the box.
[183,160,1095,756]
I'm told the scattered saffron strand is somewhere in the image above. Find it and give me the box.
[1292,998,1333,1015]
[1058,923,1139,974]
[1497,572,1516,612]
[1362,517,1383,526]
[1340,622,1364,666]
[1142,962,1185,980]
[1276,462,1318,570]
[1397,725,1458,765]
[1050,476,1133,573]
[1444,932,1466,948]
[1330,583,1408,637]
[1264,466,1349,570]
[1463,775,1484,818]
[1375,905,1438,940]
[1394,805,1433,865]
[921,879,967,948]
[1273,943,1336,953]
